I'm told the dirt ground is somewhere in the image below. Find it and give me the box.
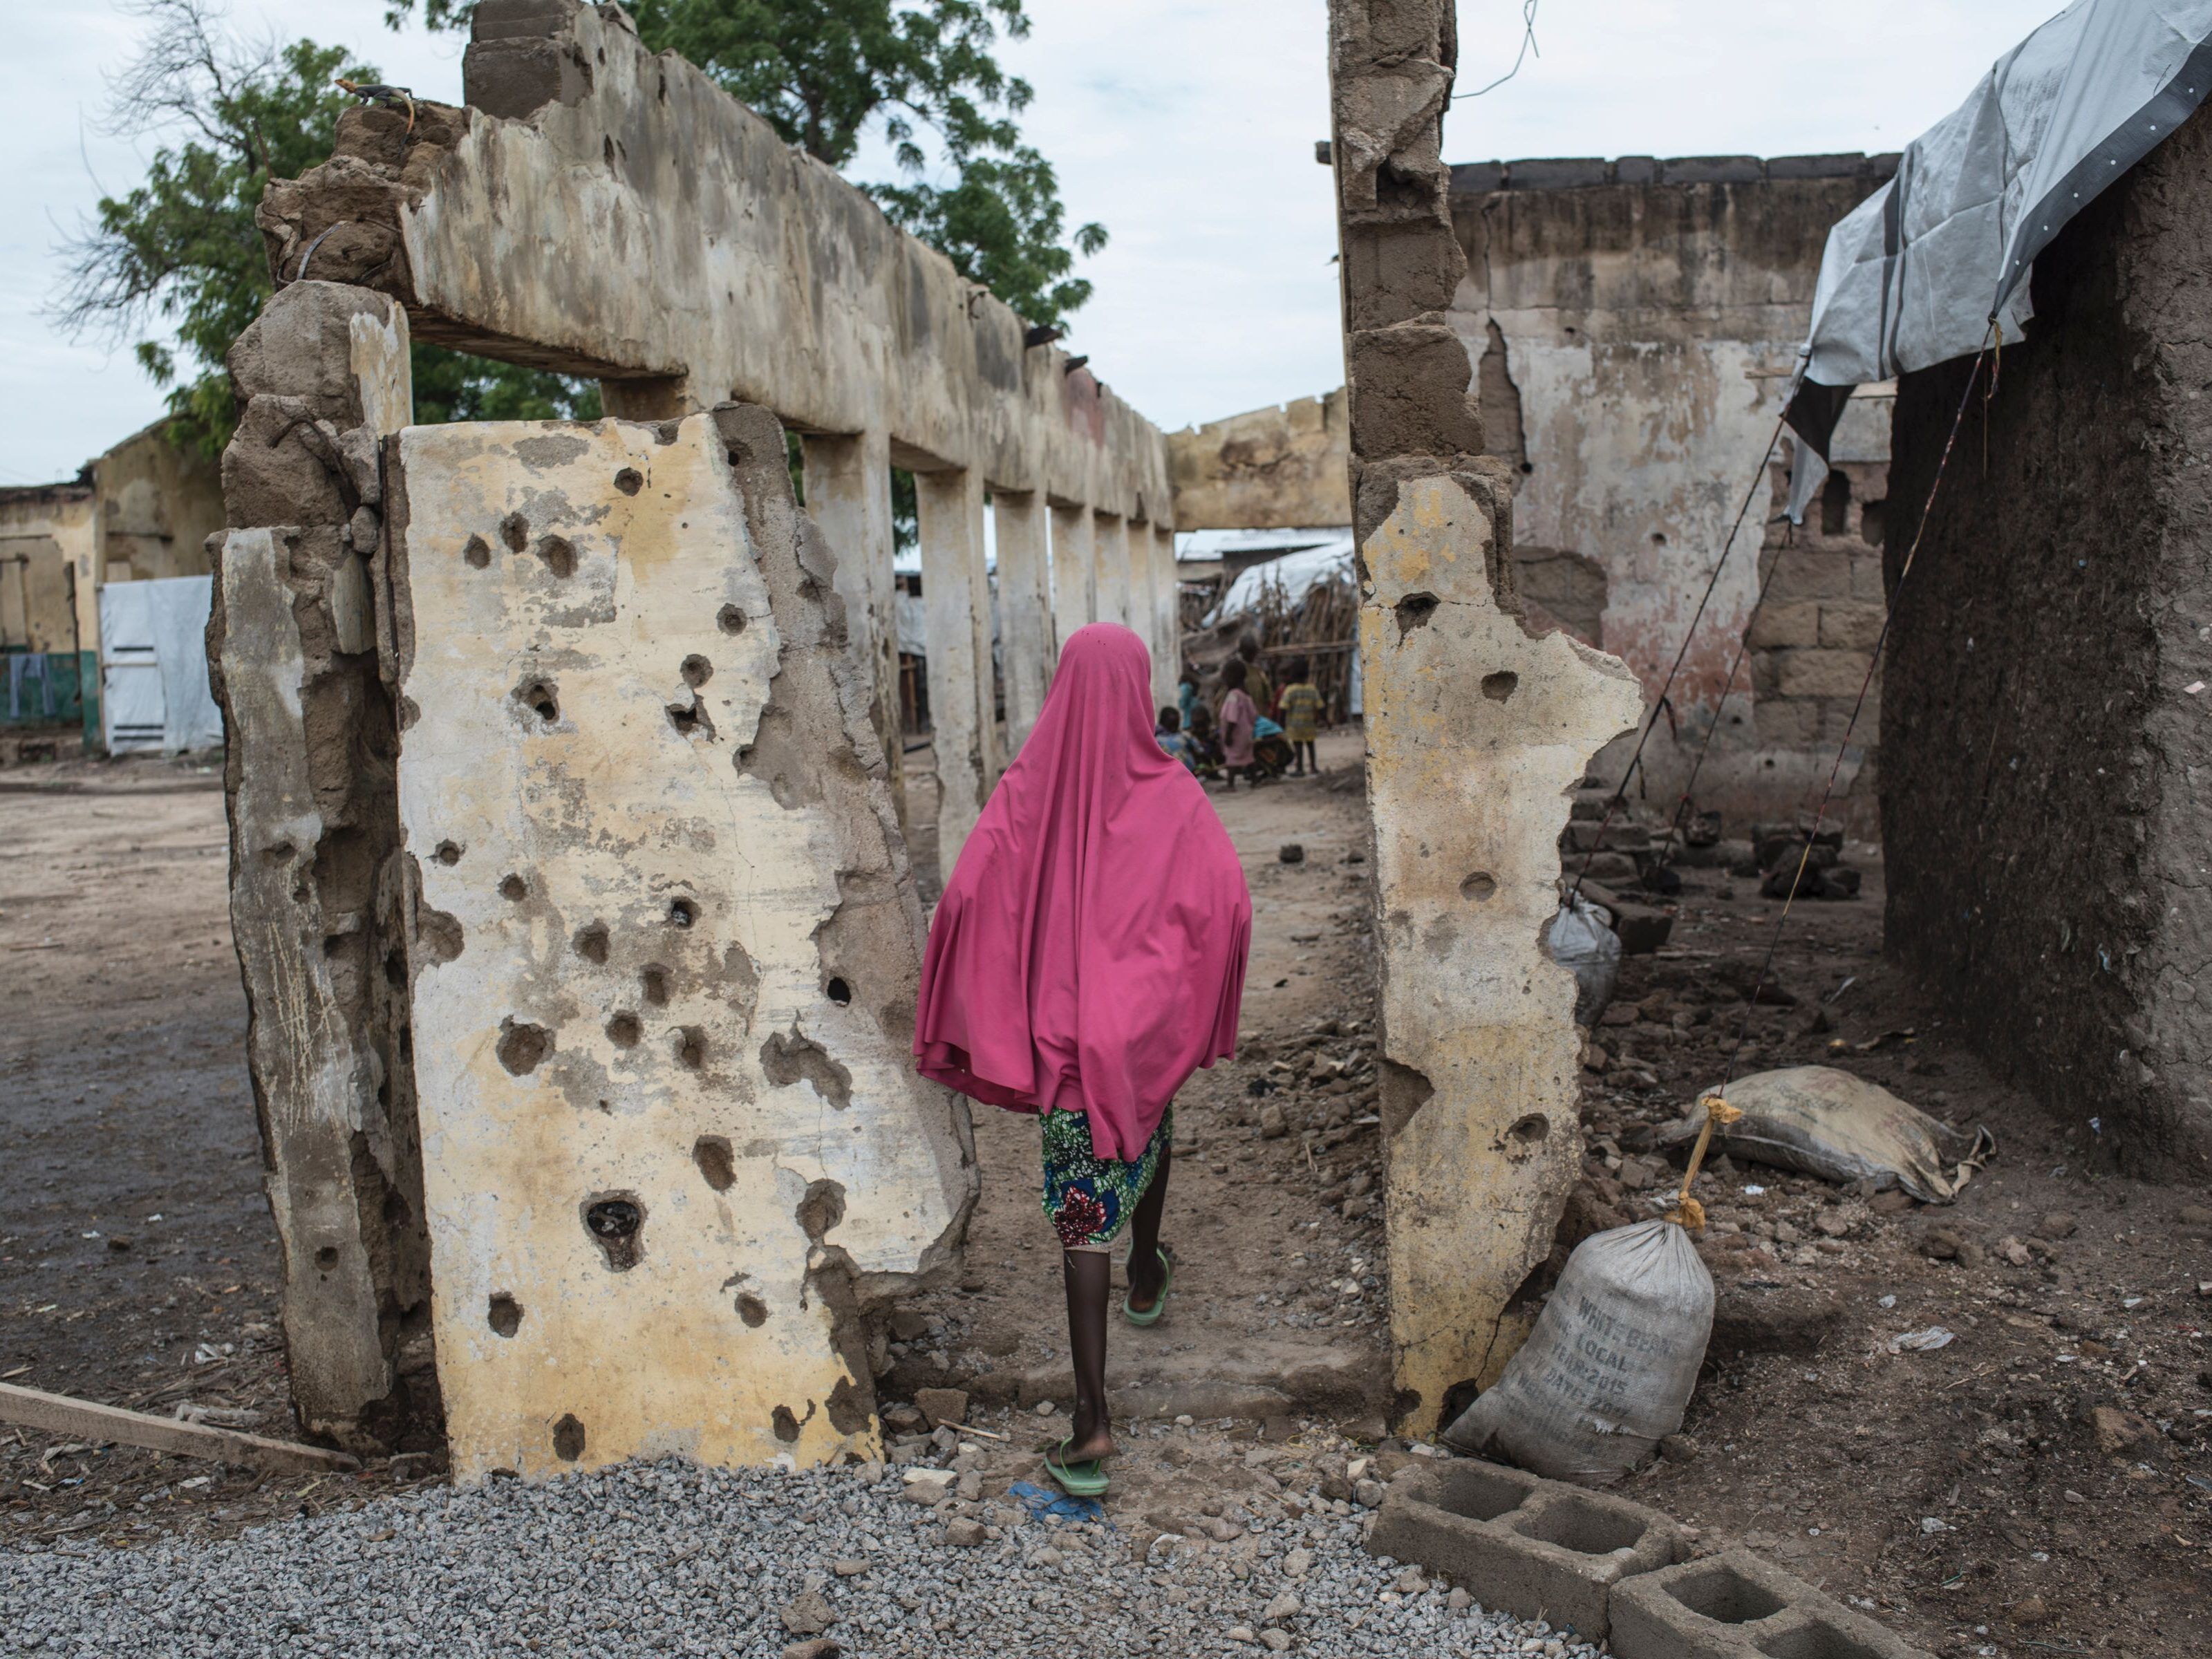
[3,737,2209,1659]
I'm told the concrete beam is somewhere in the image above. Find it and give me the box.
[384,404,976,1480]
[916,468,997,873]
[207,281,431,1453]
[801,430,903,827]
[1327,0,1641,1434]
[994,490,1051,754]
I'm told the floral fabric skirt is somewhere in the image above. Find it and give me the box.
[1040,1105,1173,1252]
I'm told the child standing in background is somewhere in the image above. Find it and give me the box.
[1155,705,1199,774]
[1277,657,1324,778]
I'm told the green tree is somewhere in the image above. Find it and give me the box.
[55,0,595,460]
[388,0,1107,328]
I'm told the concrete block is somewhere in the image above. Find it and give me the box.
[1662,156,1765,185]
[1753,697,1821,749]
[1367,1459,1680,1640]
[1777,649,1876,700]
[1744,601,1820,650]
[1611,1550,1932,1659]
[1760,550,1850,604]
[1613,156,1660,184]
[1817,603,1886,651]
[1449,161,1506,196]
[1506,158,1612,191]
[1766,153,1873,180]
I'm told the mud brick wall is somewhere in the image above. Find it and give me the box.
[207,281,432,1452]
[1327,0,1641,1434]
[386,405,976,1480]
[1883,105,2212,1176]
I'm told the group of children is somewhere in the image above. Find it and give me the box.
[1156,638,1327,787]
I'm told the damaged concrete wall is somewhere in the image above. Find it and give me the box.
[1450,156,1893,824]
[207,281,431,1452]
[386,404,976,1479]
[1884,106,2212,1178]
[1327,0,1643,1435]
[1170,392,1354,530]
[253,0,1178,861]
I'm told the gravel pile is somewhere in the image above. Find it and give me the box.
[1,1457,1604,1658]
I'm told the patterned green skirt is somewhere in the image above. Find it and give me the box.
[1040,1105,1173,1252]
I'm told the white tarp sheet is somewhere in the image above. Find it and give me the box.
[98,577,222,754]
[1787,0,2212,518]
[1201,535,1356,628]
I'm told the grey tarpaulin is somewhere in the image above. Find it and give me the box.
[1785,0,2212,521]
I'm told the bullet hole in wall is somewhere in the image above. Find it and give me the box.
[614,467,644,496]
[1394,592,1438,641]
[488,1293,523,1338]
[674,1026,706,1069]
[516,677,560,724]
[1461,871,1497,901]
[500,512,529,554]
[680,654,713,688]
[606,1012,641,1047]
[771,1405,801,1443]
[693,1135,735,1192]
[717,604,747,635]
[667,700,715,740]
[825,977,852,1006]
[463,534,492,569]
[583,1194,644,1271]
[1505,1113,1549,1154]
[574,921,609,964]
[434,841,463,865]
[552,1413,586,1462]
[315,1246,339,1268]
[668,898,697,928]
[737,1293,769,1327]
[496,1018,551,1076]
[500,874,528,901]
[536,535,577,579]
[1482,671,1519,703]
[640,965,670,1006]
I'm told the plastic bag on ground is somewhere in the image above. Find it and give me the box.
[1653,1065,1993,1202]
[1442,1218,1712,1487]
[1547,893,1620,1028]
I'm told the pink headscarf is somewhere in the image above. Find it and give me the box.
[915,624,1251,1161]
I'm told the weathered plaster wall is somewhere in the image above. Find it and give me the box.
[386,404,975,1479]
[0,488,91,654]
[1169,392,1353,531]
[1327,0,1642,1434]
[1451,156,1895,823]
[208,281,433,1451]
[92,420,227,585]
[1884,106,2212,1177]
[256,0,1177,866]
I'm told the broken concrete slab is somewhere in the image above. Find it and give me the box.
[385,404,975,1479]
[1610,1549,1933,1659]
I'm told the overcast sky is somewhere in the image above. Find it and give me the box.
[2,0,2061,485]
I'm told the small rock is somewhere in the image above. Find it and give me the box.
[1995,1235,2032,1267]
[1658,1433,1700,1463]
[2088,1405,2159,1459]
[1226,1626,1257,1644]
[783,1642,841,1659]
[2177,1203,2212,1227]
[1341,1194,1376,1220]
[2012,1596,2050,1627]
[957,1468,982,1501]
[2034,1212,2078,1241]
[1035,1400,1056,1416]
[832,1557,868,1577]
[1353,1478,1385,1508]
[914,1387,969,1429]
[901,1469,954,1506]
[1391,1568,1424,1595]
[1869,1189,1914,1215]
[1259,1103,1288,1138]
[1447,1587,1473,1613]
[1261,1633,1292,1653]
[1813,1212,1853,1239]
[942,1517,986,1548]
[1283,1547,1313,1579]
[1919,1226,1961,1261]
[1278,843,1305,865]
[1265,1590,1303,1622]
[780,1589,836,1636]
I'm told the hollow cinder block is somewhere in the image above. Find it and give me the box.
[1365,1459,1680,1639]
[1611,1551,1933,1659]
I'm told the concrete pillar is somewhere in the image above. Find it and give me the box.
[385,404,976,1480]
[993,489,1052,754]
[1048,502,1095,651]
[208,279,431,1453]
[1127,519,1160,702]
[1094,513,1132,632]
[1151,524,1183,711]
[801,431,904,827]
[1328,0,1642,1435]
[915,467,997,872]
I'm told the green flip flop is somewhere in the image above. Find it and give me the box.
[1044,1436,1109,1498]
[1122,1250,1174,1327]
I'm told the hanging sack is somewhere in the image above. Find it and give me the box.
[1546,893,1621,1028]
[1443,1100,1741,1485]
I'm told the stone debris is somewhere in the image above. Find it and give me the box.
[0,1458,1612,1658]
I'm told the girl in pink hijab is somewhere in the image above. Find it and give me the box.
[915,624,1251,1496]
